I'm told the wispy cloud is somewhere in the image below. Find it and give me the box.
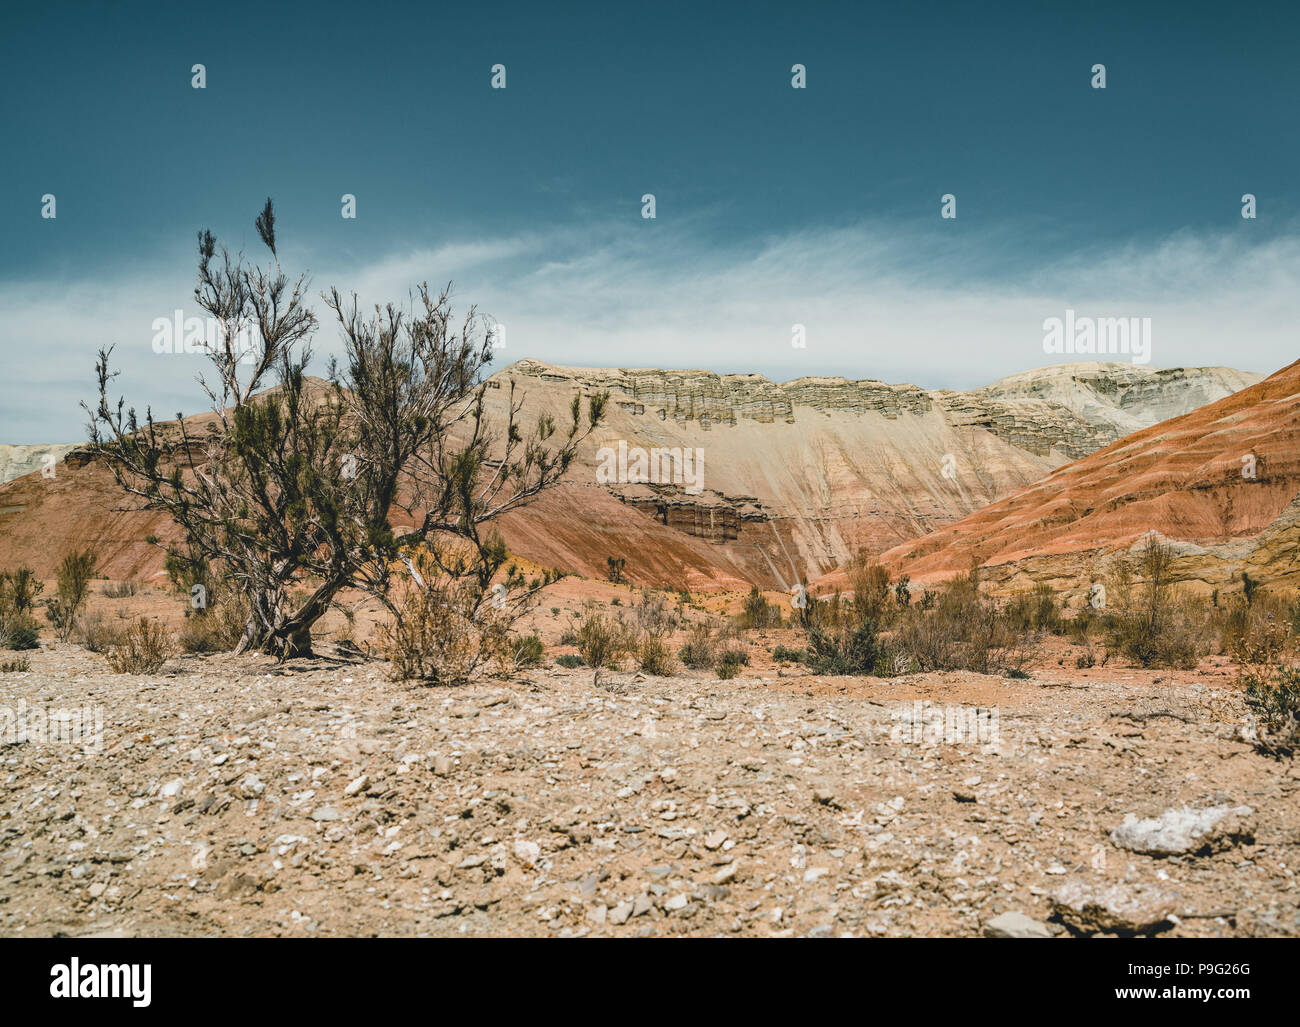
[3,219,1297,442]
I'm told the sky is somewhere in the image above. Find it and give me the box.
[1,0,1298,441]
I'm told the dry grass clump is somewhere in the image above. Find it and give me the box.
[1100,538,1209,670]
[106,618,174,673]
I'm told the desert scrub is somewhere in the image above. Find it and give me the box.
[1242,663,1300,758]
[509,633,546,670]
[714,644,749,679]
[177,593,250,654]
[45,549,98,642]
[555,653,586,669]
[0,568,44,615]
[1101,540,1210,670]
[636,633,676,676]
[678,623,716,670]
[74,611,123,653]
[106,618,174,673]
[737,585,781,630]
[573,604,629,672]
[0,615,40,651]
[771,645,806,663]
[0,656,30,673]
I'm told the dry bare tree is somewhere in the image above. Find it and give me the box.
[87,199,606,659]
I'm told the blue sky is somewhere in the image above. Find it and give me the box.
[2,0,1298,440]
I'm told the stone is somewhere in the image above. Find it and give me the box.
[984,912,1054,939]
[513,840,541,867]
[1110,804,1255,857]
[703,829,728,850]
[238,774,265,799]
[609,901,633,925]
[160,778,184,798]
[310,807,341,822]
[1050,879,1179,935]
[712,864,738,885]
[343,774,369,797]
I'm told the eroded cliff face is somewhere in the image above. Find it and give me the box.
[484,360,1258,588]
[0,359,1262,591]
[852,358,1300,602]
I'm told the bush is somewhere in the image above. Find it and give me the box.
[716,658,741,680]
[738,586,781,630]
[772,645,806,663]
[555,653,586,669]
[106,618,174,673]
[101,581,138,598]
[1101,538,1208,670]
[381,579,499,685]
[0,656,30,673]
[636,634,676,675]
[678,623,716,670]
[1006,583,1063,634]
[177,594,249,654]
[573,604,629,672]
[633,590,677,636]
[1,616,40,651]
[847,558,894,626]
[74,611,123,653]
[0,568,44,614]
[45,549,98,642]
[891,573,1036,676]
[1220,590,1292,665]
[1242,663,1300,758]
[509,633,546,669]
[805,618,885,675]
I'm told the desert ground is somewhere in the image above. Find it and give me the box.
[2,592,1296,938]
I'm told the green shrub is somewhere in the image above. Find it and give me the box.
[1,617,40,651]
[636,634,676,675]
[556,653,586,669]
[738,586,781,630]
[510,633,546,668]
[0,568,44,614]
[679,623,716,670]
[574,604,628,671]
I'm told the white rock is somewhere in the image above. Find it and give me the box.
[984,912,1053,939]
[343,774,369,796]
[1110,804,1255,856]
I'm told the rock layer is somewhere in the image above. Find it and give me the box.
[0,360,1258,589]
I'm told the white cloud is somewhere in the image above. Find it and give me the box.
[2,220,1297,442]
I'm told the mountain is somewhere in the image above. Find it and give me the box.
[840,358,1300,602]
[0,360,1260,588]
[0,444,79,485]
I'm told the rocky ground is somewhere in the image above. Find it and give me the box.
[1,643,1297,938]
